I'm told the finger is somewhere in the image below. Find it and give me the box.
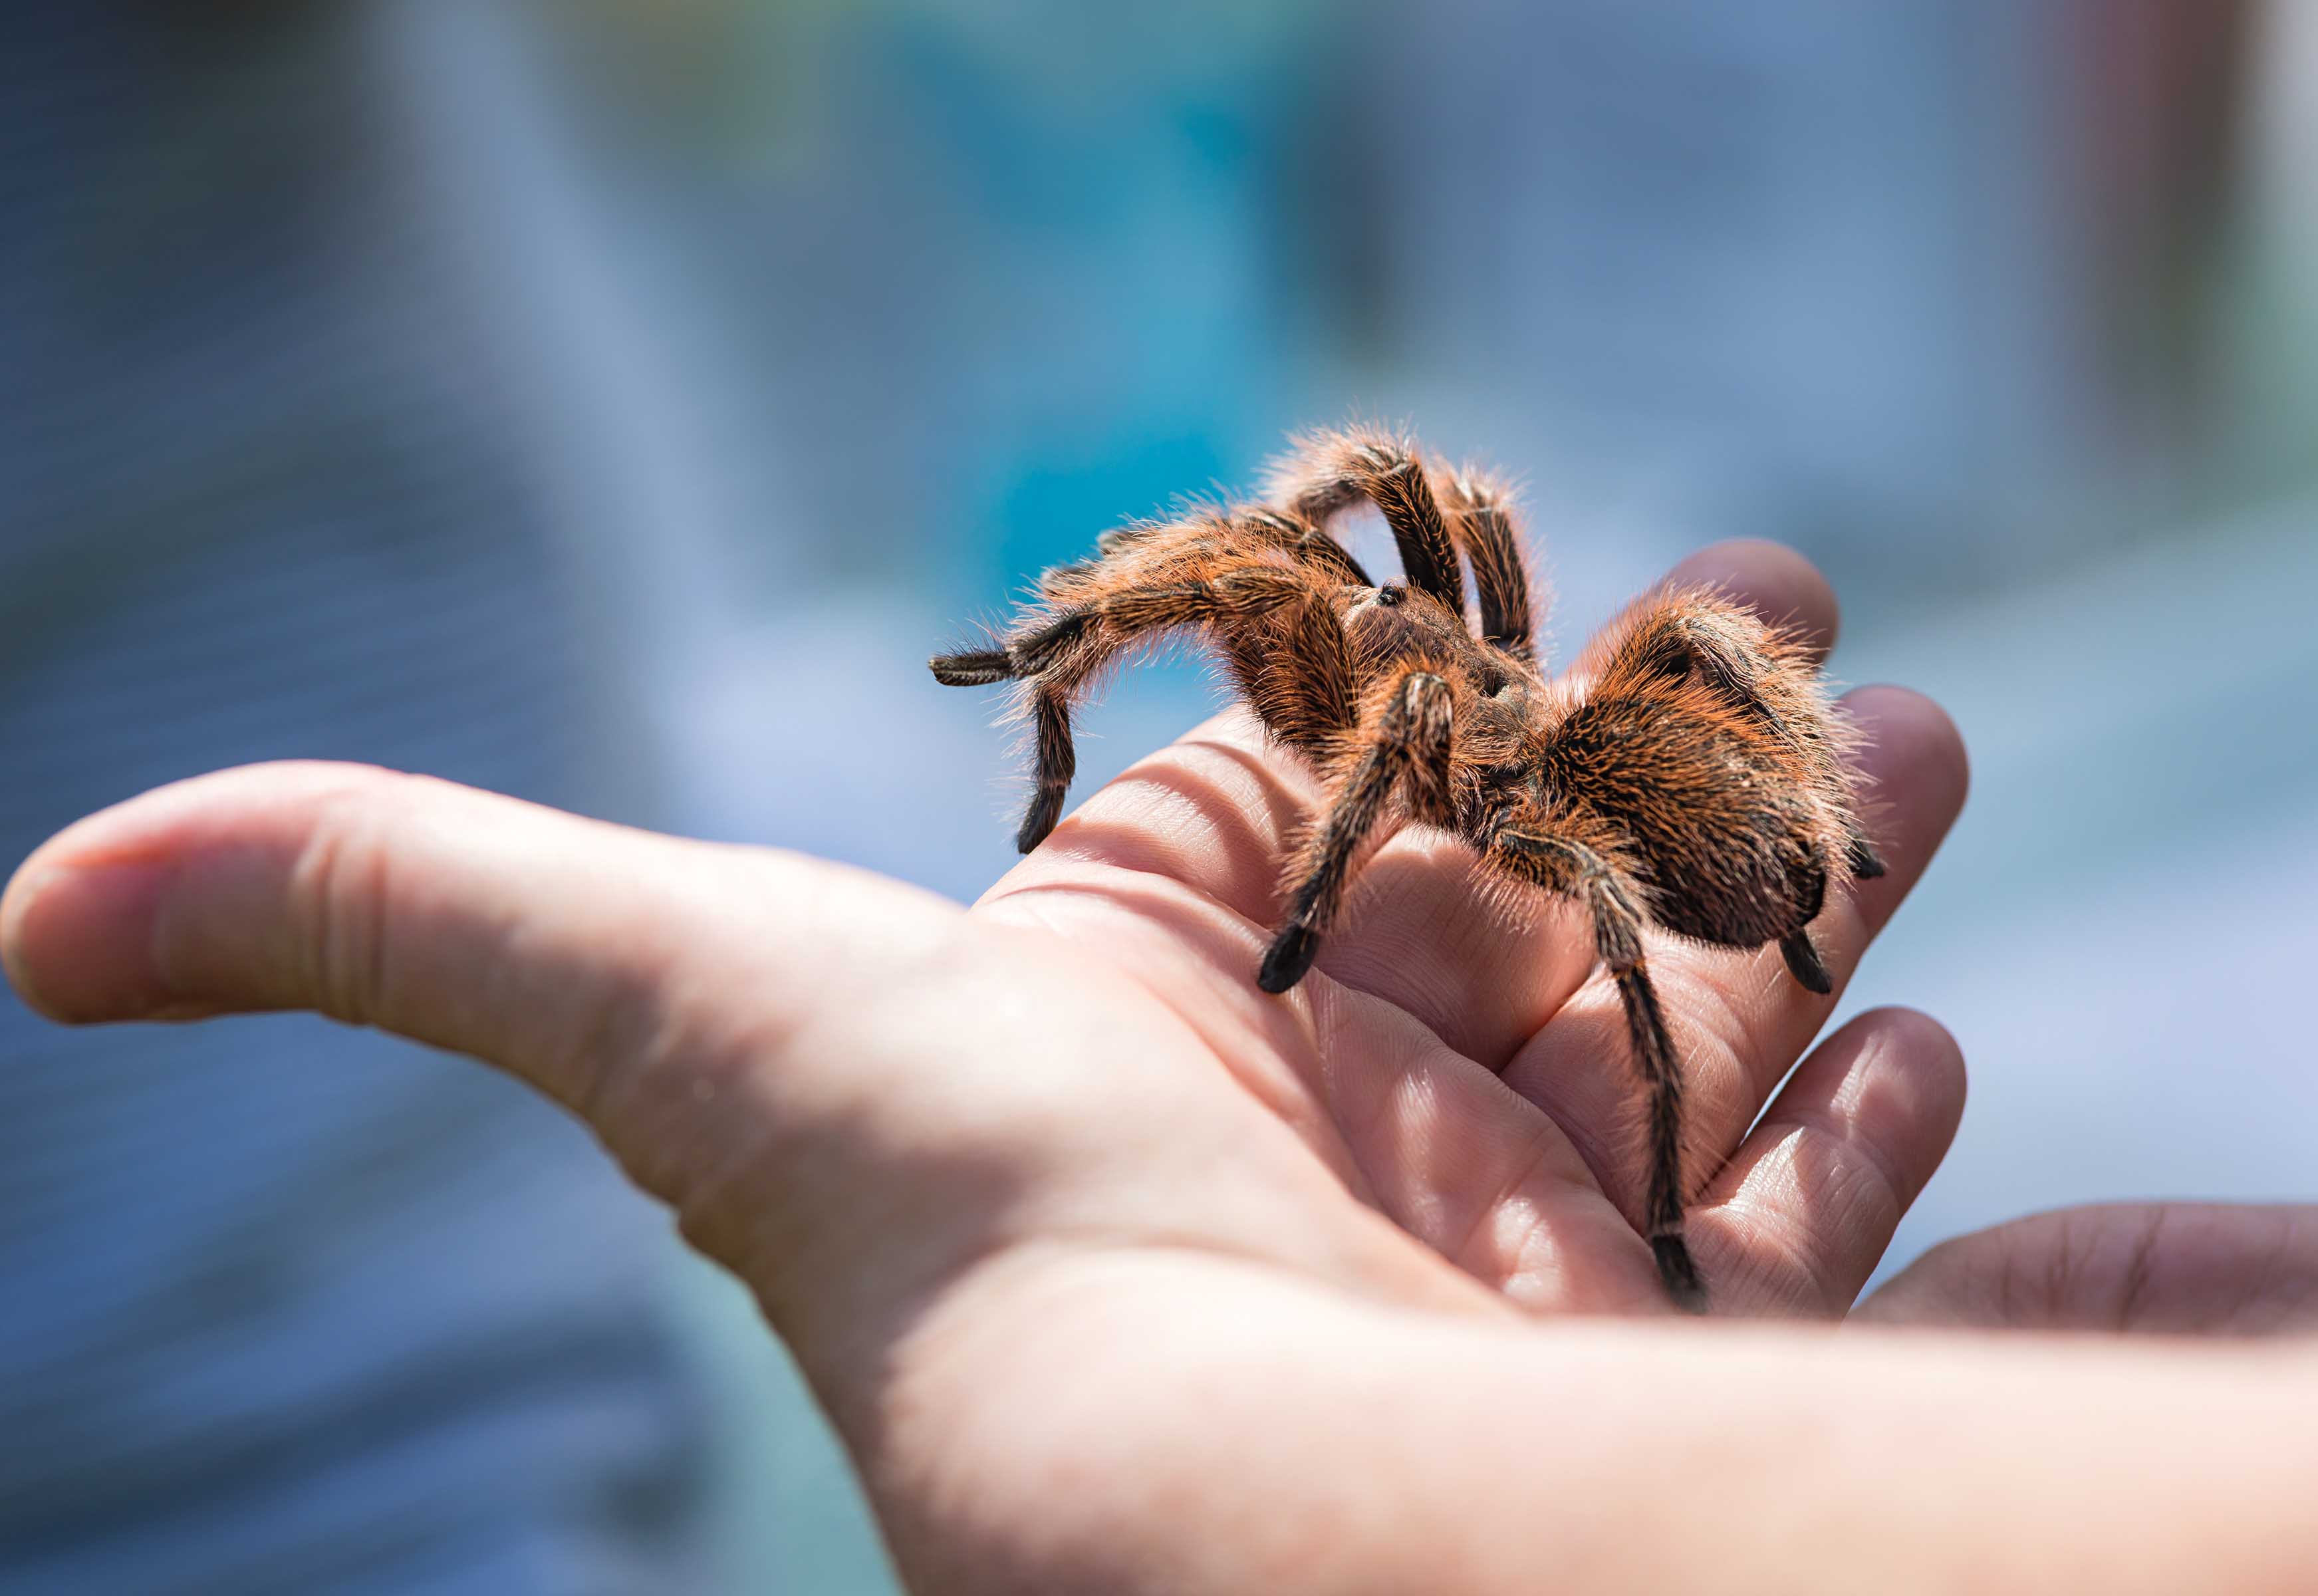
[0,761,945,1048]
[1502,685,1968,1214]
[1686,1007,1967,1317]
[1856,1204,2318,1336]
[981,539,1847,1070]
[1,763,1477,1346]
[0,762,976,1275]
[1659,537,1842,664]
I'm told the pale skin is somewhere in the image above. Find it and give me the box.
[7,541,2318,1593]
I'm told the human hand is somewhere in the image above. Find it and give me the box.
[1,541,1991,1591]
[962,536,1972,1319]
[1860,1202,2318,1336]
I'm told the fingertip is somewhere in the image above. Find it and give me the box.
[1846,1005,1970,1181]
[1,763,389,1023]
[1696,1004,1969,1317]
[1839,686,1971,857]
[4,791,184,1023]
[1843,684,1969,779]
[1757,1004,1968,1220]
[1664,539,1841,661]
[1859,1002,1963,1060]
[0,860,41,1009]
[2,858,180,1023]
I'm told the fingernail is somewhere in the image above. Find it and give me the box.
[1,860,180,1023]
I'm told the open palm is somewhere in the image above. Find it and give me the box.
[3,539,1987,1591]
[19,543,2318,1593]
[963,537,1969,1322]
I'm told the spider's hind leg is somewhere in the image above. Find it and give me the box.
[1776,846,1836,996]
[1489,826,1708,1313]
[1777,929,1833,995]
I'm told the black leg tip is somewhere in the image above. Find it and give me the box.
[1015,789,1064,854]
[1257,926,1319,994]
[930,648,1015,687]
[1652,1234,1708,1315]
[1847,835,1888,880]
[1779,930,1834,996]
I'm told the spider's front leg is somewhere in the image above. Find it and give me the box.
[1434,467,1537,659]
[1486,825,1707,1313]
[932,556,1354,852]
[1270,428,1467,621]
[1257,660,1457,993]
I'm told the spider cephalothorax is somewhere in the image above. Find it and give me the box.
[931,426,1883,1311]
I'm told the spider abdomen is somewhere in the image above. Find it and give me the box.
[1635,817,1828,951]
[1546,693,1837,951]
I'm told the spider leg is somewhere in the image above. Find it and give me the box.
[1488,827,1707,1313]
[1595,596,1885,882]
[1091,505,1373,590]
[1269,426,1466,619]
[1436,467,1537,658]
[934,559,1355,852]
[1778,928,1833,994]
[1845,835,1888,880]
[928,648,1013,687]
[1233,506,1374,589]
[1775,852,1836,996]
[1017,681,1077,853]
[1257,662,1456,993]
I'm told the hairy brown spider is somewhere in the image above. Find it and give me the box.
[930,426,1884,1311]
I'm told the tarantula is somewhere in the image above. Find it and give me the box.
[930,426,1882,1311]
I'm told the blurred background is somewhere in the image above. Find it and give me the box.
[3,1,2313,1589]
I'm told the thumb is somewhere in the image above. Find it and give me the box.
[1855,1204,2318,1336]
[0,761,975,1299]
[0,761,1453,1388]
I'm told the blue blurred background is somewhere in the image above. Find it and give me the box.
[3,1,2314,1589]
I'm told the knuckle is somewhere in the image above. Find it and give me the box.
[287,788,398,1025]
